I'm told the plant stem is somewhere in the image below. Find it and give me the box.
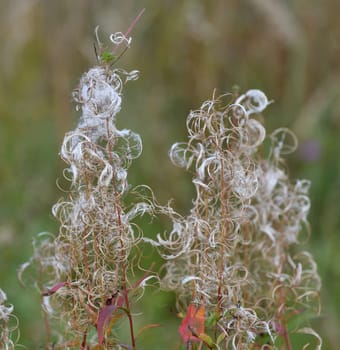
[106,119,137,349]
[39,266,51,349]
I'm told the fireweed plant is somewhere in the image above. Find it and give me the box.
[1,28,321,350]
[18,30,156,349]
[147,90,322,349]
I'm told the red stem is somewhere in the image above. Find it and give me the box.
[112,8,145,54]
[124,8,145,38]
[106,120,137,349]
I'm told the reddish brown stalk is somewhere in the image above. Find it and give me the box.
[282,322,292,350]
[80,329,88,350]
[278,288,292,350]
[242,224,251,304]
[82,167,97,343]
[124,8,145,38]
[82,227,90,275]
[275,245,292,350]
[112,8,145,54]
[105,120,137,349]
[214,133,230,343]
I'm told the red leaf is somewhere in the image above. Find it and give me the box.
[96,264,155,345]
[97,304,118,345]
[274,321,286,336]
[42,282,68,296]
[179,304,205,344]
[97,295,125,345]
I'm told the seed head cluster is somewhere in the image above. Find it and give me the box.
[19,34,155,347]
[11,32,322,349]
[148,90,322,348]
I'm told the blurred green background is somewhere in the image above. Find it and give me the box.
[0,0,339,348]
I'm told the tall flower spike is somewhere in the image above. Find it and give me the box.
[21,31,154,349]
[150,90,321,349]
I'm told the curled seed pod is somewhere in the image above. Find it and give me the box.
[21,31,154,347]
[148,89,321,349]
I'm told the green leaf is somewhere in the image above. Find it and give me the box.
[205,311,218,328]
[100,51,116,64]
[198,333,215,349]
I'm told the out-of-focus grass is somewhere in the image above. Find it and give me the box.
[0,0,339,348]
